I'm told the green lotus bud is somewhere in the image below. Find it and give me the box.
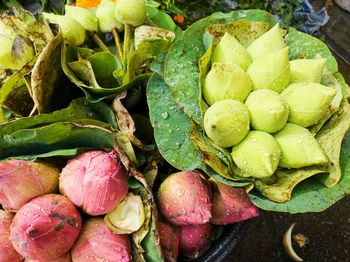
[0,20,15,39]
[204,100,250,147]
[96,0,124,33]
[0,34,34,70]
[247,47,290,93]
[281,82,336,127]
[211,33,252,70]
[104,193,145,234]
[203,63,252,105]
[290,58,327,83]
[65,5,98,32]
[275,123,328,168]
[43,13,86,47]
[114,0,147,27]
[231,131,281,178]
[247,24,286,60]
[245,89,289,133]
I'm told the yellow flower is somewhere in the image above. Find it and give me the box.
[75,0,102,8]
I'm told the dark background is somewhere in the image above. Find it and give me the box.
[228,2,350,261]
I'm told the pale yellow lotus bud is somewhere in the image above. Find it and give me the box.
[211,33,252,70]
[114,0,147,26]
[43,13,86,46]
[203,63,252,105]
[290,58,327,83]
[96,0,124,33]
[247,24,286,60]
[65,5,98,31]
[104,193,145,234]
[275,123,328,168]
[231,131,281,178]
[245,89,289,133]
[204,100,250,147]
[247,47,290,93]
[281,82,337,127]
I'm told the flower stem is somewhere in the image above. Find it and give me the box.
[123,24,132,64]
[112,28,124,62]
[91,33,110,52]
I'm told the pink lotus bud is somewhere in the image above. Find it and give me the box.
[158,221,179,262]
[0,210,22,262]
[71,218,131,262]
[158,171,212,225]
[59,150,128,216]
[0,160,60,211]
[179,223,214,259]
[25,252,71,262]
[210,180,259,225]
[10,194,81,260]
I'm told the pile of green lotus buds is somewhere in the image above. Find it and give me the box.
[203,24,335,178]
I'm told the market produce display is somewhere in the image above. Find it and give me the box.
[0,0,349,261]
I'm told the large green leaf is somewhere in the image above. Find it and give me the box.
[164,10,276,124]
[0,97,117,135]
[0,122,115,159]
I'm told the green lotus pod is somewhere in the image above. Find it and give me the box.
[65,5,98,31]
[281,82,337,127]
[211,33,252,70]
[114,0,147,27]
[231,131,281,178]
[204,100,250,147]
[247,24,286,60]
[0,34,34,70]
[96,0,124,33]
[275,123,328,168]
[290,58,327,83]
[247,47,290,93]
[43,13,86,47]
[203,63,252,105]
[104,193,145,234]
[245,89,289,133]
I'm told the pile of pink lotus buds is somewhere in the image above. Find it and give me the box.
[0,151,258,261]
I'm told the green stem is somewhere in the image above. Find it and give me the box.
[91,33,110,52]
[112,28,124,63]
[123,24,132,64]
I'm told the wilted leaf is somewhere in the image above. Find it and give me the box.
[31,32,63,113]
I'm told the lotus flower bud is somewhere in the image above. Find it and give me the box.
[247,24,286,60]
[43,13,86,46]
[290,58,326,83]
[247,47,290,93]
[65,5,98,31]
[211,33,252,70]
[158,171,212,225]
[59,150,128,216]
[231,131,281,178]
[25,252,71,262]
[0,160,59,211]
[96,0,124,33]
[245,89,289,133]
[204,100,250,147]
[104,193,145,234]
[114,0,147,27]
[210,180,259,225]
[203,63,252,105]
[281,82,337,127]
[10,194,81,260]
[179,223,214,259]
[0,20,15,38]
[275,123,328,168]
[158,221,180,262]
[71,218,131,262]
[0,210,22,262]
